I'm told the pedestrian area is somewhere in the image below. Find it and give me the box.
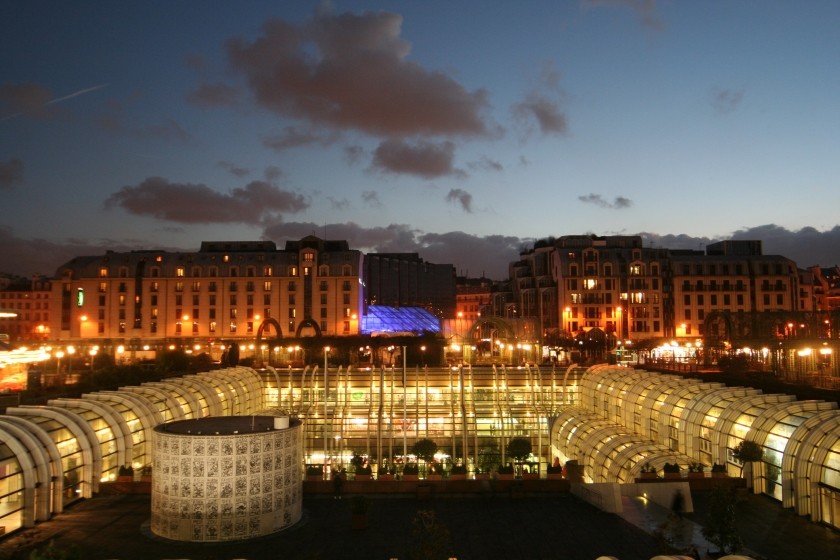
[1,490,838,560]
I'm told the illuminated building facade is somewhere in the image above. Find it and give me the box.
[1,363,839,536]
[48,237,364,358]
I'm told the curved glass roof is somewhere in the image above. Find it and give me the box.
[361,306,441,335]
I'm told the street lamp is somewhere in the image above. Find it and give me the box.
[323,346,330,471]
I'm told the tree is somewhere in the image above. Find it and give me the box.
[701,486,743,555]
[732,440,763,477]
[411,438,438,463]
[506,437,532,463]
[409,510,453,560]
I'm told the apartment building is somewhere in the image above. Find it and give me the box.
[50,237,364,346]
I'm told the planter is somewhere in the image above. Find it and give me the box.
[474,474,489,480]
[351,513,368,530]
[640,472,658,480]
[307,475,323,481]
[355,474,372,481]
[498,474,515,481]
[449,474,466,481]
[426,474,442,481]
[712,472,729,478]
[378,474,395,481]
[523,473,539,480]
[688,472,705,479]
[664,473,682,480]
[546,473,564,480]
[403,474,419,481]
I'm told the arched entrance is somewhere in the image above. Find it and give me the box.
[255,318,284,366]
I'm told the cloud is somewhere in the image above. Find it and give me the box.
[217,161,250,178]
[328,197,350,210]
[186,83,240,107]
[97,107,192,143]
[579,193,633,209]
[344,144,365,165]
[263,126,340,152]
[446,188,473,213]
[709,88,745,114]
[261,221,520,279]
[361,190,382,207]
[0,82,108,122]
[583,0,665,31]
[103,177,309,224]
[468,156,503,173]
[0,158,24,188]
[224,9,491,138]
[513,93,568,136]
[370,139,464,179]
[5,221,840,282]
[0,82,55,120]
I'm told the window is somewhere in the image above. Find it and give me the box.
[229,266,238,277]
[230,295,237,306]
[246,281,255,292]
[289,308,296,318]
[246,266,255,277]
[289,266,298,277]
[320,294,327,305]
[263,281,272,291]
[320,307,327,318]
[192,281,200,291]
[175,282,184,292]
[288,294,296,305]
[263,266,273,276]
[303,252,314,263]
[99,267,109,278]
[209,321,216,333]
[230,309,237,319]
[176,267,185,277]
[342,280,351,291]
[288,281,296,291]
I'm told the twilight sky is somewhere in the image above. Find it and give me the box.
[2,0,840,281]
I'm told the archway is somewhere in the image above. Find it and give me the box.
[255,318,284,366]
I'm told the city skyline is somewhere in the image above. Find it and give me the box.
[2,1,840,280]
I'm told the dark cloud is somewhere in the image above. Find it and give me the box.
[0,226,162,277]
[361,190,382,207]
[97,106,191,143]
[4,222,840,281]
[103,177,309,224]
[513,93,568,135]
[264,166,283,182]
[579,193,633,209]
[186,83,240,107]
[263,126,340,152]
[0,82,55,120]
[583,0,665,31]
[370,139,464,179]
[0,158,24,188]
[225,9,491,138]
[344,144,365,165]
[468,156,503,173]
[639,225,840,267]
[446,188,473,213]
[261,221,519,279]
[217,161,250,178]
[328,197,350,210]
[709,88,745,114]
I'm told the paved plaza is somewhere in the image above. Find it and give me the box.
[1,487,839,560]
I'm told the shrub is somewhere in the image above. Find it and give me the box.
[506,437,533,462]
[663,462,681,474]
[402,462,419,475]
[412,439,438,463]
[450,464,467,475]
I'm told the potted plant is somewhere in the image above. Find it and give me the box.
[663,462,682,479]
[733,440,763,478]
[378,463,396,481]
[497,463,515,480]
[117,465,134,482]
[639,463,658,479]
[426,462,443,480]
[506,437,532,478]
[688,462,706,478]
[351,454,372,480]
[402,462,419,481]
[546,463,563,480]
[140,465,152,482]
[711,463,728,477]
[350,495,369,530]
[449,463,467,480]
[412,438,438,477]
[306,464,324,480]
[564,460,584,482]
[474,466,489,480]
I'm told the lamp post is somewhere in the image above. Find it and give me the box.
[323,346,330,472]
